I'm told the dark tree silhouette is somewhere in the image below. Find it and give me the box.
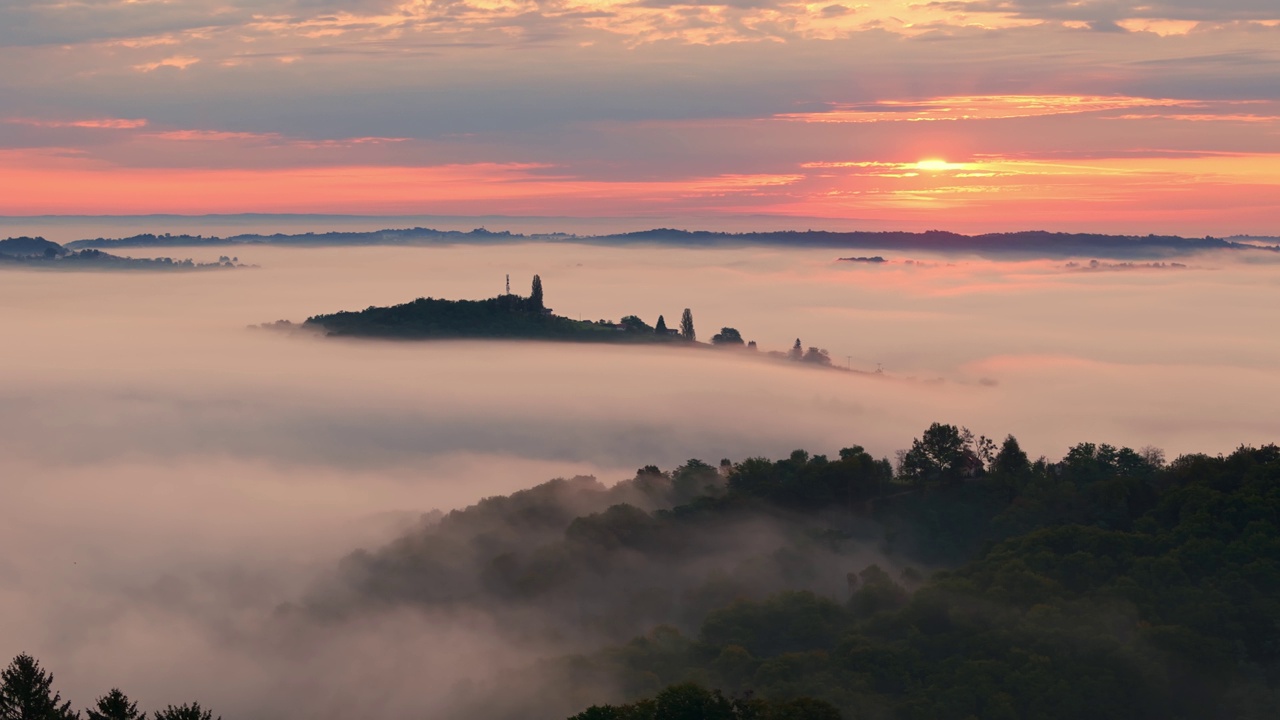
[898,422,980,485]
[802,347,831,365]
[680,308,695,341]
[992,434,1031,479]
[567,682,842,720]
[619,315,652,332]
[86,690,142,720]
[530,274,544,311]
[711,327,744,346]
[654,315,668,334]
[151,704,217,720]
[0,654,78,720]
[789,338,803,361]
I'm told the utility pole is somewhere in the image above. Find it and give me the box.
[846,355,852,369]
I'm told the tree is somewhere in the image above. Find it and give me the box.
[652,684,734,720]
[992,435,1031,479]
[0,654,78,720]
[711,327,744,346]
[789,339,803,361]
[899,422,974,485]
[673,459,721,501]
[654,315,668,334]
[151,704,217,720]
[680,308,695,341]
[86,690,142,720]
[802,347,831,365]
[620,315,652,332]
[530,274,544,311]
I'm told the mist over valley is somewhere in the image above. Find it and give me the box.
[1,238,1278,718]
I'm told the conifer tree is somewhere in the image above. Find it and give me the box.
[86,689,142,720]
[654,315,667,334]
[151,704,217,720]
[0,654,78,720]
[530,274,544,311]
[680,308,695,341]
[790,338,803,360]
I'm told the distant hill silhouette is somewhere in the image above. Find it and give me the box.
[0,236,66,257]
[0,237,245,271]
[293,276,854,377]
[66,227,1280,258]
[302,277,687,344]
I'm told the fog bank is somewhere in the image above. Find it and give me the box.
[1,242,1277,717]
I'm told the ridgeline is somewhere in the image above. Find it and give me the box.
[64,227,1280,259]
[0,236,245,271]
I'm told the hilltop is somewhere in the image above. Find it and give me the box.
[290,275,847,369]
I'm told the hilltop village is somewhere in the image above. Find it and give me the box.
[298,275,844,368]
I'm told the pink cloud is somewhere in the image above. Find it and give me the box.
[5,117,149,130]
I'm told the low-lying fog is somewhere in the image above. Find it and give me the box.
[1,242,1277,718]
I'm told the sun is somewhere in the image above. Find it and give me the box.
[914,159,966,171]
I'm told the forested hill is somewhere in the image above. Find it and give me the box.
[6,426,1279,719]
[300,276,689,344]
[65,227,1279,258]
[0,236,246,271]
[593,228,1255,256]
[295,277,850,370]
[548,438,1280,720]
[66,227,521,250]
[0,236,66,257]
[317,424,1280,720]
[297,276,849,369]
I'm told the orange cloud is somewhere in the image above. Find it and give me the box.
[779,95,1204,124]
[1,141,1275,235]
[5,117,149,130]
[0,150,800,216]
[133,56,201,72]
[147,129,281,142]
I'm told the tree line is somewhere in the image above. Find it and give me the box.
[553,431,1279,720]
[0,654,216,720]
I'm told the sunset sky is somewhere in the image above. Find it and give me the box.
[1,0,1278,233]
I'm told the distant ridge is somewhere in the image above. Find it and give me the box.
[63,227,1280,258]
[0,236,246,271]
[0,236,67,257]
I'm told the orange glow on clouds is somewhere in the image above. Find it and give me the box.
[4,144,1277,235]
[0,150,800,216]
[4,91,1278,233]
[779,96,1204,124]
[5,117,150,130]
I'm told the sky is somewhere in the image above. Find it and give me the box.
[1,0,1278,234]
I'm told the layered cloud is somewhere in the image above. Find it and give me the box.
[0,1,1277,231]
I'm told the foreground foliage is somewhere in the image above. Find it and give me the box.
[555,441,1280,719]
[568,683,840,720]
[0,655,218,720]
